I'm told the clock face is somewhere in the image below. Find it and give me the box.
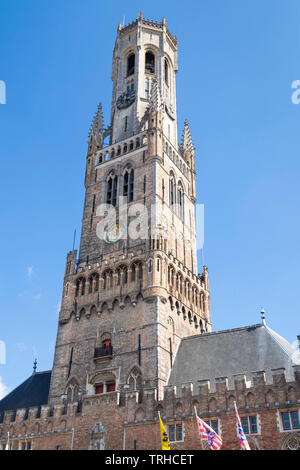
[104,223,124,244]
[116,89,135,109]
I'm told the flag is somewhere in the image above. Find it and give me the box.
[159,414,170,450]
[196,415,223,450]
[234,402,250,450]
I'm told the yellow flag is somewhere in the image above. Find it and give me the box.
[159,415,170,450]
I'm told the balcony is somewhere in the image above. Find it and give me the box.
[94,345,113,364]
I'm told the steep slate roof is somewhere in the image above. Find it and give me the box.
[168,323,298,392]
[0,371,52,413]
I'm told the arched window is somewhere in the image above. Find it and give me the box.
[127,54,135,76]
[106,172,118,207]
[137,262,143,280]
[145,52,155,74]
[131,263,136,282]
[89,273,99,293]
[103,270,113,290]
[164,58,169,86]
[117,265,128,286]
[177,181,184,220]
[89,276,93,294]
[169,172,176,208]
[128,367,142,391]
[81,278,86,296]
[123,167,134,203]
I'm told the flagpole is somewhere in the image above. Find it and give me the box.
[234,401,250,450]
[70,428,75,450]
[194,406,204,450]
[123,424,126,450]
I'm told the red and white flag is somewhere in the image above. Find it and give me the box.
[196,415,223,450]
[234,402,250,450]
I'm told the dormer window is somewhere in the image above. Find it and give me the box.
[145,52,155,74]
[127,54,135,77]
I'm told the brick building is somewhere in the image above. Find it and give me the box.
[0,13,299,451]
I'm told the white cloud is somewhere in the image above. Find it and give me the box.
[0,377,9,400]
[27,266,34,281]
[32,293,42,301]
[16,342,28,352]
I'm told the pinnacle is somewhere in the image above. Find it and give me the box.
[181,119,194,153]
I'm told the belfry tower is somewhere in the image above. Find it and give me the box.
[48,13,211,406]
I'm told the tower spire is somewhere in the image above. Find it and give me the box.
[181,119,194,154]
[88,102,104,150]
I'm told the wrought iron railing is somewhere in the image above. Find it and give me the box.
[94,345,113,358]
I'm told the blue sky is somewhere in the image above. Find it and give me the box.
[0,0,299,397]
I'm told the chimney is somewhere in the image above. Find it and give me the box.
[297,335,300,350]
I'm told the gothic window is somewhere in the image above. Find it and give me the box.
[177,181,184,220]
[131,263,136,282]
[65,282,69,297]
[169,172,176,208]
[123,167,134,203]
[127,53,135,76]
[145,52,155,74]
[106,172,118,207]
[89,273,99,293]
[66,379,80,404]
[137,262,143,280]
[164,58,169,86]
[103,270,113,290]
[81,278,86,296]
[94,274,99,292]
[168,266,175,287]
[117,265,128,286]
[176,274,179,292]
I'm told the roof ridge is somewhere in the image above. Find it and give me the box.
[264,325,297,361]
[34,370,52,375]
[181,324,263,342]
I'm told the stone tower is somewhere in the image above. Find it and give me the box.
[48,13,211,406]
